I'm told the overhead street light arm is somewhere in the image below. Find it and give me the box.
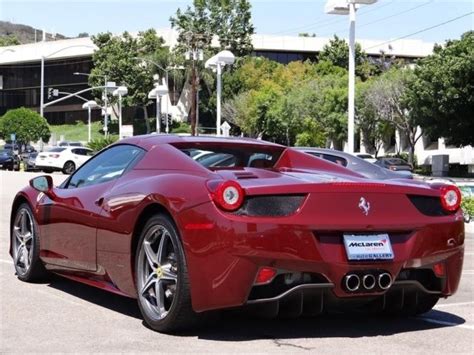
[43,86,112,108]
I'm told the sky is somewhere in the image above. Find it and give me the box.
[0,0,472,44]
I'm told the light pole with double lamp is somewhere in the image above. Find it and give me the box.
[81,100,99,142]
[148,83,169,134]
[112,86,128,139]
[325,0,378,153]
[205,50,236,136]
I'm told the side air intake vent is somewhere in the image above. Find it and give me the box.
[234,195,306,217]
[408,195,450,216]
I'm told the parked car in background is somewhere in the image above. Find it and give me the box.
[20,145,37,161]
[58,141,83,147]
[0,149,20,171]
[35,147,94,174]
[375,157,413,172]
[24,152,39,172]
[296,147,413,180]
[354,152,377,163]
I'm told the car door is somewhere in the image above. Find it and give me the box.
[37,144,144,271]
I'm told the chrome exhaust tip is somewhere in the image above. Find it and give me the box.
[344,274,360,292]
[378,272,393,290]
[362,274,376,290]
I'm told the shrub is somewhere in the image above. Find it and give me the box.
[461,197,474,217]
[0,107,51,144]
[87,136,118,152]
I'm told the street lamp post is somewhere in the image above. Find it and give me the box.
[205,50,236,136]
[39,45,95,118]
[325,0,377,153]
[82,100,99,142]
[112,86,128,139]
[148,84,169,134]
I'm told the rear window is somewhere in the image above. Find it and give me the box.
[48,147,66,153]
[385,158,406,165]
[173,143,283,170]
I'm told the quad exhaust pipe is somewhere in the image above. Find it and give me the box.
[344,272,392,292]
[378,272,393,290]
[344,274,360,292]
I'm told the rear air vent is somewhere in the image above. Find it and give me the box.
[234,171,258,179]
[408,195,450,216]
[233,194,306,217]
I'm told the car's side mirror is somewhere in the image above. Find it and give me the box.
[30,176,56,198]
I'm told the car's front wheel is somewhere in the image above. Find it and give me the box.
[62,161,76,175]
[135,214,197,332]
[12,203,47,281]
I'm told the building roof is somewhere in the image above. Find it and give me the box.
[0,28,434,65]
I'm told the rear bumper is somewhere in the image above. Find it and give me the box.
[179,202,465,312]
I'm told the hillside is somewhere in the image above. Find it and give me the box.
[0,21,68,45]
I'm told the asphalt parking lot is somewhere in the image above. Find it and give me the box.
[0,171,473,353]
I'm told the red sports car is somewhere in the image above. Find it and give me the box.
[10,135,464,332]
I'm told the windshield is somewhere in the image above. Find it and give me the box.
[173,143,284,170]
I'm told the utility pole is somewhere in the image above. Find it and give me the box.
[183,32,205,136]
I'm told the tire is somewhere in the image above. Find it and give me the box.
[135,214,197,333]
[11,203,48,282]
[62,161,76,175]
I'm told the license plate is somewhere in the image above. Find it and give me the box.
[343,234,394,261]
[0,164,2,168]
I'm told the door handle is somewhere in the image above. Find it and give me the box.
[95,197,104,206]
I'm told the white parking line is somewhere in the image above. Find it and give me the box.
[435,301,474,308]
[418,317,474,330]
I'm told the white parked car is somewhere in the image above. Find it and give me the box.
[35,147,94,174]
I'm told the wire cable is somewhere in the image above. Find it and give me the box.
[364,11,474,50]
[270,0,394,36]
[318,0,434,37]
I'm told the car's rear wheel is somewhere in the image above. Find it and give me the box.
[12,203,47,281]
[62,161,76,175]
[135,214,197,332]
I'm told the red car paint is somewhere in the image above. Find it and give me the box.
[10,135,464,312]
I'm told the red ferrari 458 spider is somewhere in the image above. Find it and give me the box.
[10,135,464,332]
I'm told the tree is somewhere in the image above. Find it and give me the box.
[0,35,20,46]
[363,68,420,164]
[409,31,474,146]
[90,30,169,133]
[318,35,377,80]
[0,108,51,144]
[170,0,254,134]
[208,0,254,56]
[77,32,89,38]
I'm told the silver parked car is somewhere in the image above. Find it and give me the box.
[296,147,413,180]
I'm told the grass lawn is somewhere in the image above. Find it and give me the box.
[49,121,105,142]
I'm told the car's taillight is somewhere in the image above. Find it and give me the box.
[49,154,60,158]
[211,180,245,211]
[254,267,277,285]
[439,185,462,212]
[389,166,397,171]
